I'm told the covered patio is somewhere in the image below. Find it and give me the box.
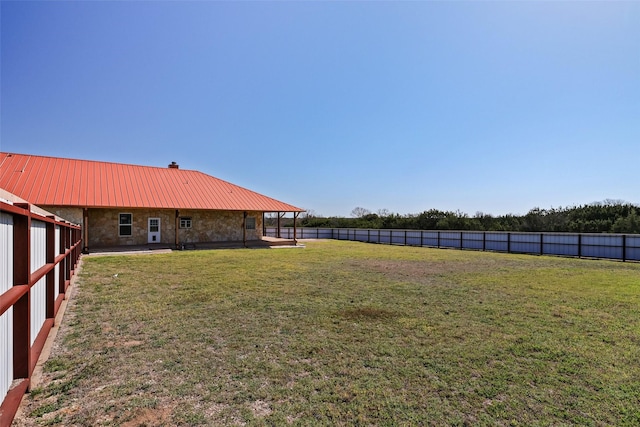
[85,236,301,255]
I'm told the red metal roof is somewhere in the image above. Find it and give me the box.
[0,152,303,212]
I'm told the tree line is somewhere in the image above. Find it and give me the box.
[278,200,640,234]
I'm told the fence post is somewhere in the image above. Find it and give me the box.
[578,234,582,259]
[58,224,65,295]
[65,228,71,288]
[540,233,544,256]
[507,232,511,253]
[46,220,56,319]
[404,230,407,246]
[420,230,424,247]
[12,205,31,382]
[483,232,486,251]
[437,231,440,248]
[622,235,627,262]
[459,232,463,250]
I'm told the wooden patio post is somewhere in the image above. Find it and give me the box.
[293,212,298,245]
[277,212,281,238]
[82,208,89,253]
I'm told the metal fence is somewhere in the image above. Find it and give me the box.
[0,201,82,426]
[266,227,640,262]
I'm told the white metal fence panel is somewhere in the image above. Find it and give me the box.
[30,220,47,273]
[0,213,14,404]
[485,232,508,252]
[627,235,640,261]
[462,232,484,250]
[317,228,334,239]
[439,231,461,249]
[421,231,439,247]
[284,228,295,239]
[510,233,542,254]
[0,309,12,407]
[30,220,47,346]
[354,229,368,242]
[298,228,334,239]
[55,225,61,300]
[406,231,422,246]
[0,212,13,302]
[543,234,579,257]
[581,235,623,260]
[265,227,639,262]
[30,276,47,346]
[298,228,311,239]
[335,229,348,241]
[390,230,404,245]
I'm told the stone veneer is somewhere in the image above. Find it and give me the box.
[42,206,263,247]
[41,207,83,225]
[175,209,262,245]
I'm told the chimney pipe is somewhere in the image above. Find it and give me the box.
[169,161,179,169]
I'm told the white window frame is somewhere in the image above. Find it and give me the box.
[245,216,256,230]
[119,213,133,236]
[179,217,192,229]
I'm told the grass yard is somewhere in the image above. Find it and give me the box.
[18,240,640,426]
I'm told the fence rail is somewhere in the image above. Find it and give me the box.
[265,227,640,262]
[0,201,82,427]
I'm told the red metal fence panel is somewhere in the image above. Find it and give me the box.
[0,201,82,427]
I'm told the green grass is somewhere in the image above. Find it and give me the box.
[23,240,640,426]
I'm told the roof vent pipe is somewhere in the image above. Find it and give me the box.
[169,161,179,169]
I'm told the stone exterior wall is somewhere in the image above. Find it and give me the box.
[40,206,83,225]
[176,210,262,244]
[39,207,264,247]
[86,208,173,247]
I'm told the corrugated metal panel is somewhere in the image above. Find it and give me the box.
[462,232,484,250]
[30,220,47,274]
[55,225,61,300]
[30,220,48,346]
[30,277,46,346]
[0,152,302,212]
[0,309,12,405]
[0,213,14,404]
[627,236,640,261]
[0,212,12,303]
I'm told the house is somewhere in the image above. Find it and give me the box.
[0,152,303,251]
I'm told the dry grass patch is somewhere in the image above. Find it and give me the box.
[15,240,640,426]
[338,306,398,321]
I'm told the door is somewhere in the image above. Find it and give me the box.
[148,218,160,243]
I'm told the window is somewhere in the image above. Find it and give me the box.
[245,217,256,230]
[119,213,132,236]
[179,217,192,229]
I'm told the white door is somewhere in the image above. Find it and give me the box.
[148,218,160,243]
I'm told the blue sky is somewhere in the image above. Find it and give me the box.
[2,1,638,217]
